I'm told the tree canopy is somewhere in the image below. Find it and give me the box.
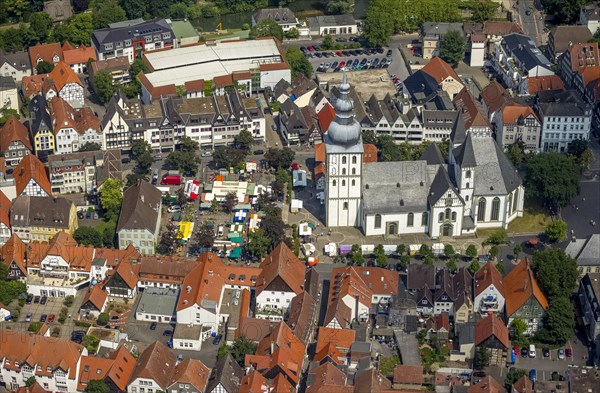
[265,147,295,169]
[86,379,110,393]
[536,296,575,345]
[233,130,255,153]
[323,0,354,14]
[545,220,567,242]
[541,0,587,24]
[531,248,578,300]
[286,47,313,79]
[229,336,258,366]
[90,0,127,29]
[74,227,103,247]
[525,152,580,209]
[440,31,466,67]
[92,70,116,104]
[213,146,246,169]
[165,136,201,174]
[249,19,284,42]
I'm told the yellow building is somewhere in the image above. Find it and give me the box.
[29,95,56,159]
[9,195,78,243]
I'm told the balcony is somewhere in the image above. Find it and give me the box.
[256,305,284,316]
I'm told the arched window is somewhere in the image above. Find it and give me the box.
[466,195,469,201]
[421,212,428,226]
[351,179,355,186]
[342,180,346,186]
[451,211,457,221]
[343,202,348,210]
[352,168,356,175]
[508,194,513,215]
[466,182,470,189]
[333,180,337,186]
[352,156,357,164]
[466,170,471,178]
[491,197,501,221]
[342,156,347,164]
[477,198,486,221]
[375,214,382,228]
[513,189,519,214]
[445,208,451,220]
[407,212,414,227]
[342,168,346,175]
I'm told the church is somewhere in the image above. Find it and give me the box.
[324,73,525,238]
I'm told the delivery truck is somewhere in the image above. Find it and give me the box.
[161,175,181,186]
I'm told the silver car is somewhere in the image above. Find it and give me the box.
[558,349,565,360]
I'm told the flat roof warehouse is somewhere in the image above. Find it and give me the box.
[142,38,286,87]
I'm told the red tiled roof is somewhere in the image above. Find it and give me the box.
[22,74,51,97]
[363,144,378,163]
[307,362,352,393]
[393,365,424,385]
[453,88,490,129]
[130,341,176,389]
[0,234,28,277]
[481,80,510,115]
[138,72,177,100]
[565,43,599,73]
[259,62,290,71]
[512,375,533,393]
[14,154,52,196]
[421,56,462,84]
[170,359,210,391]
[239,370,267,393]
[474,262,505,297]
[213,74,234,88]
[233,71,252,80]
[81,285,108,311]
[315,327,355,356]
[483,21,523,36]
[501,103,540,124]
[315,143,326,162]
[77,346,136,391]
[504,259,548,317]
[256,242,305,297]
[0,116,32,151]
[63,45,97,65]
[468,375,504,393]
[49,61,83,91]
[527,75,565,94]
[474,315,510,349]
[0,191,10,228]
[184,79,205,92]
[318,102,336,133]
[578,65,600,87]
[49,95,78,134]
[29,43,64,66]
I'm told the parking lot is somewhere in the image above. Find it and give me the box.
[302,46,395,75]
[19,297,65,324]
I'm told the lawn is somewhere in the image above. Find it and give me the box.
[477,210,552,238]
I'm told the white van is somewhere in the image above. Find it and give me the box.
[529,344,536,358]
[217,225,224,237]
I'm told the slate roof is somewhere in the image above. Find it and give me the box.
[550,25,593,55]
[0,51,31,73]
[253,7,297,24]
[117,180,161,232]
[92,19,173,48]
[502,33,552,71]
[536,89,589,117]
[566,234,600,266]
[205,354,242,392]
[404,70,439,105]
[29,94,53,139]
[407,264,436,291]
[420,143,446,165]
[452,133,522,195]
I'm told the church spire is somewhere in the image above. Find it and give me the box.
[327,71,362,147]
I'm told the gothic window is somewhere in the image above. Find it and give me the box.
[438,212,443,222]
[343,202,348,210]
[375,214,382,228]
[421,212,428,226]
[352,156,357,164]
[352,168,356,175]
[451,212,456,221]
[342,180,346,186]
[508,194,513,215]
[445,208,451,220]
[477,198,486,221]
[342,156,347,164]
[351,179,355,186]
[407,212,414,227]
[342,168,346,175]
[466,195,469,201]
[466,182,470,189]
[513,189,519,214]
[491,197,501,221]
[466,170,471,178]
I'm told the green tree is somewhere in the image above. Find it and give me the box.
[396,244,406,256]
[130,140,153,175]
[496,262,504,273]
[96,313,109,326]
[213,146,246,169]
[419,244,431,258]
[446,258,457,273]
[363,1,395,47]
[531,248,578,299]
[64,295,75,307]
[265,147,295,169]
[471,0,499,23]
[484,229,508,245]
[545,220,567,242]
[363,130,377,145]
[90,0,127,29]
[286,46,313,79]
[247,228,271,259]
[285,27,299,39]
[79,142,102,152]
[505,367,527,386]
[511,318,527,339]
[567,138,588,159]
[379,355,400,375]
[321,34,334,50]
[29,12,53,42]
[229,336,258,366]
[536,296,575,345]
[506,141,525,167]
[443,244,455,259]
[525,152,580,209]
[195,223,215,248]
[233,129,255,153]
[323,0,354,14]
[513,244,522,260]
[351,244,364,266]
[469,259,480,274]
[74,227,103,247]
[400,255,411,269]
[25,376,36,388]
[217,341,228,360]
[100,179,123,221]
[57,13,94,45]
[465,244,478,259]
[83,334,100,351]
[0,28,26,52]
[488,245,499,259]
[28,322,43,333]
[374,244,387,267]
[439,31,466,67]
[581,148,594,170]
[423,254,434,265]
[249,19,284,41]
[121,0,147,19]
[86,379,109,393]
[36,60,54,74]
[165,150,201,175]
[92,70,116,104]
[474,346,491,369]
[223,192,238,213]
[541,0,587,24]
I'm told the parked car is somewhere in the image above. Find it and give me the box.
[352,59,359,67]
[212,334,223,345]
[315,52,323,58]
[40,314,47,322]
[71,331,85,343]
[529,344,536,358]
[565,348,572,357]
[521,347,528,357]
[167,205,182,213]
[40,296,47,305]
[513,345,520,356]
[26,294,33,304]
[386,49,393,57]
[48,314,56,323]
[542,347,550,358]
[150,322,157,330]
[324,62,331,69]
[529,369,537,382]
[34,296,40,304]
[331,61,338,69]
[558,349,565,359]
[335,37,347,42]
[253,149,264,155]
[163,329,173,337]
[307,45,314,51]
[335,51,343,57]
[339,61,346,68]
[25,313,32,322]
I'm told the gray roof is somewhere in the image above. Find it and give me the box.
[350,341,372,353]
[457,321,475,345]
[567,234,600,266]
[136,287,178,316]
[452,133,522,195]
[117,180,162,232]
[421,22,464,38]
[308,14,356,28]
[205,354,243,393]
[0,50,31,72]
[29,95,52,138]
[420,143,446,166]
[502,33,552,71]
[361,160,442,214]
[422,109,457,129]
[407,263,436,291]
[404,70,439,105]
[537,90,590,117]
[0,76,17,91]
[253,7,297,24]
[92,19,173,49]
[10,195,74,229]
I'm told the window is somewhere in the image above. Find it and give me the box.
[477,198,486,221]
[491,197,501,221]
[421,212,428,226]
[407,212,414,227]
[342,168,346,175]
[342,156,347,164]
[343,202,348,210]
[438,212,443,222]
[351,179,355,186]
[332,180,336,186]
[451,211,456,221]
[342,180,346,186]
[513,189,519,214]
[466,182,469,189]
[445,208,451,220]
[375,214,382,228]
[466,170,471,178]
[352,156,357,164]
[352,168,356,175]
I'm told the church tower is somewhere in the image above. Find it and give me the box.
[325,72,364,228]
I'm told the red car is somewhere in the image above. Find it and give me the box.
[307,45,315,52]
[513,345,520,356]
[48,314,56,323]
[565,348,573,357]
[339,61,346,68]
[336,51,343,57]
